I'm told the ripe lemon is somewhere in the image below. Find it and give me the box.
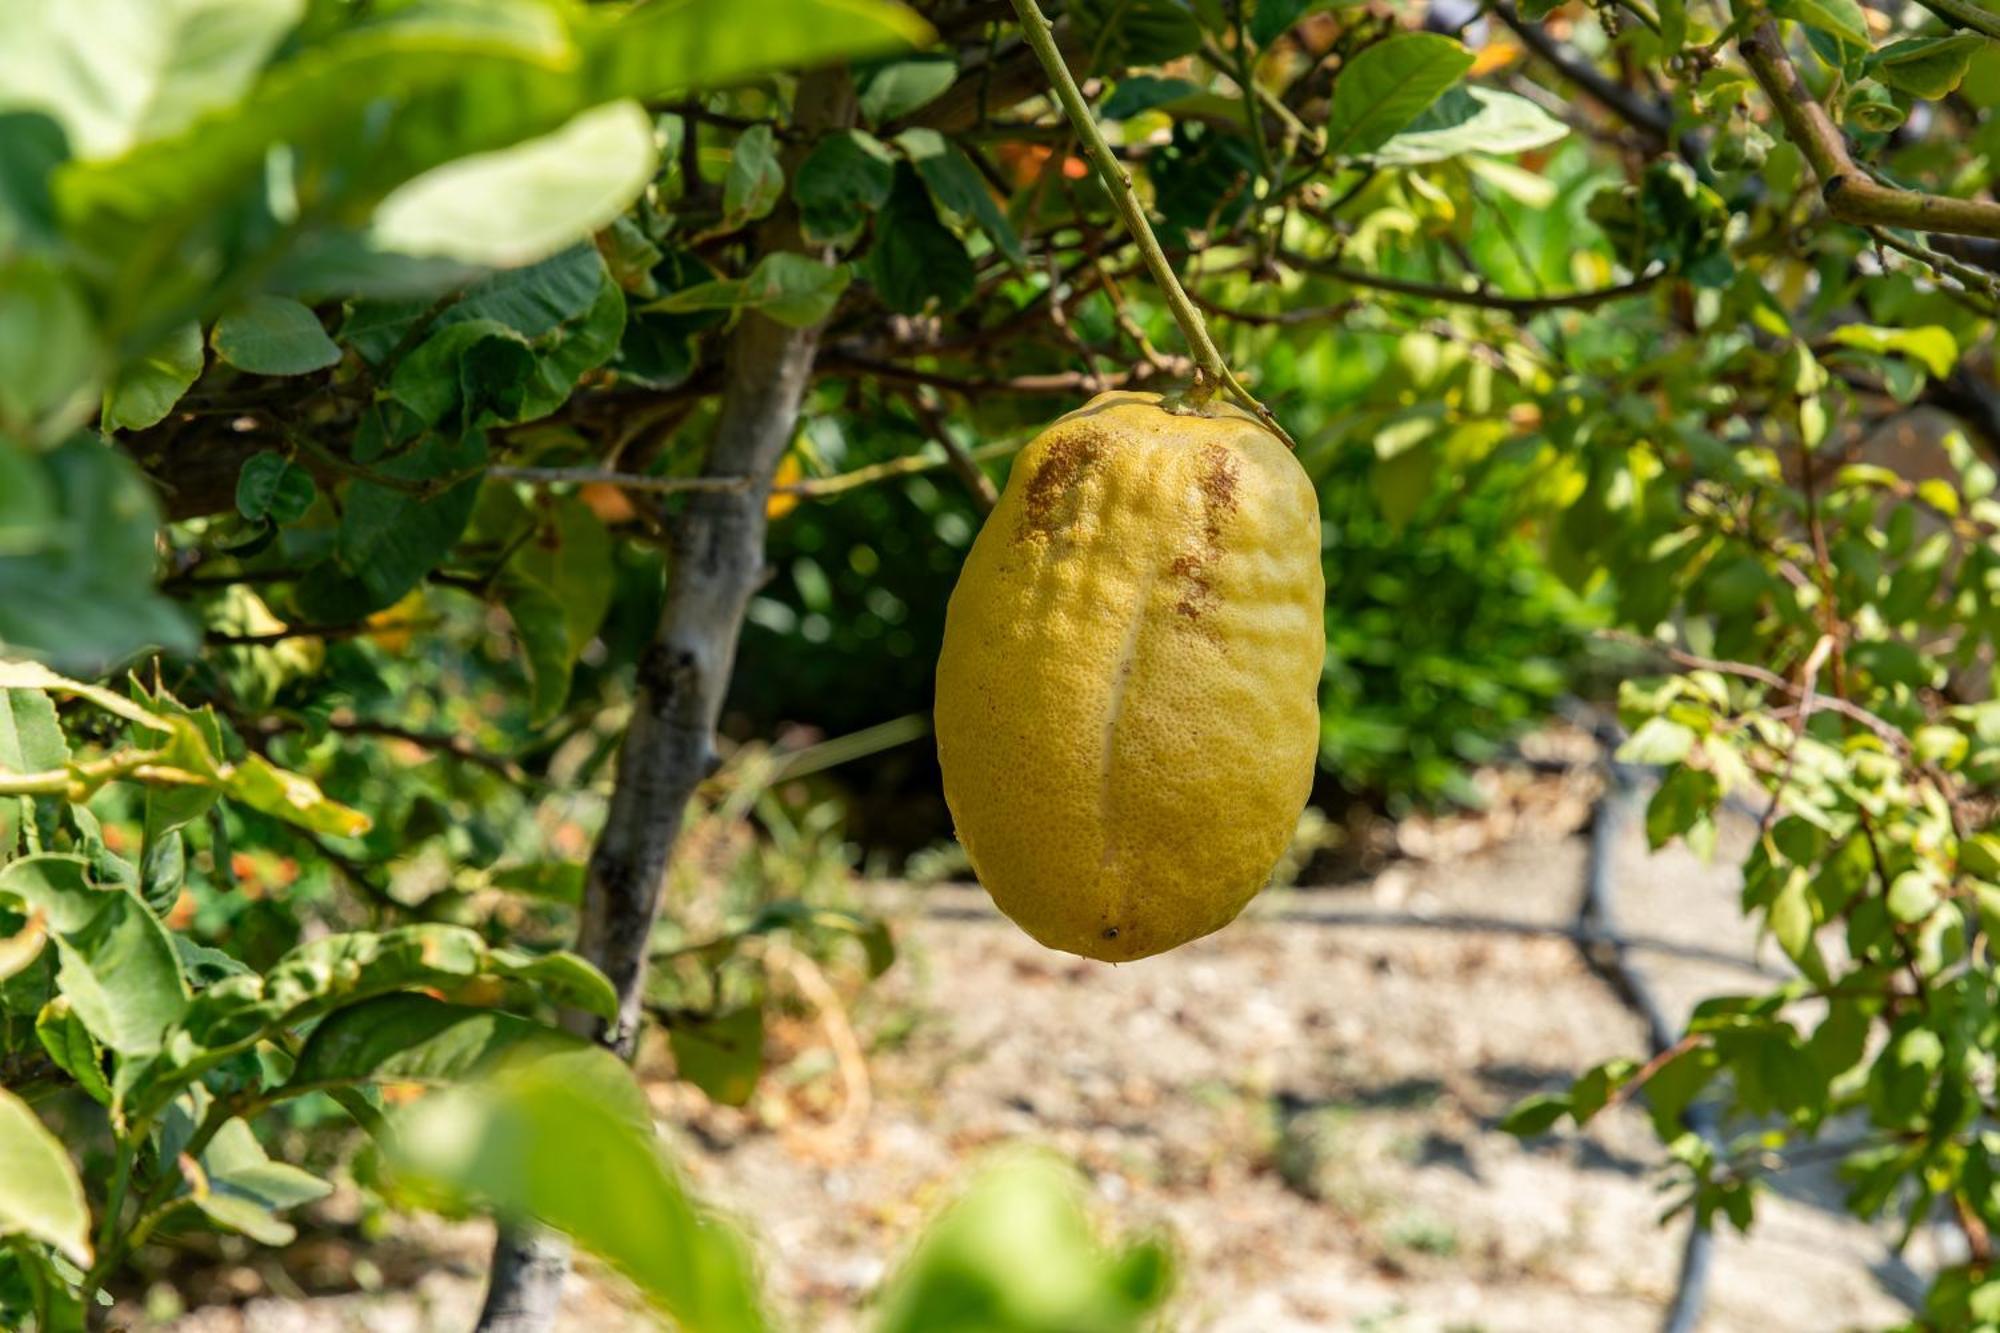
[935,391,1324,962]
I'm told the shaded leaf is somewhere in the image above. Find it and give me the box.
[235,451,318,525]
[724,124,785,224]
[212,296,341,376]
[0,1085,92,1266]
[103,322,204,432]
[858,55,958,124]
[669,1006,765,1107]
[865,165,973,314]
[288,995,581,1093]
[896,127,1022,261]
[794,129,897,246]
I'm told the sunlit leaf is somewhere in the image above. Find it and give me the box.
[1373,85,1567,165]
[392,1047,770,1333]
[370,101,660,267]
[1322,32,1475,160]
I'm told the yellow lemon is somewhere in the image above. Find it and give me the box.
[935,391,1324,962]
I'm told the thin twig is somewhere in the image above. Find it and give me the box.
[1005,0,1296,445]
[1277,249,1666,313]
[1758,633,1836,836]
[906,390,999,513]
[1598,629,1909,751]
[1739,22,2000,240]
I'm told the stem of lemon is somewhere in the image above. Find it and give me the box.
[1005,0,1297,449]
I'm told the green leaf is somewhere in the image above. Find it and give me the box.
[896,128,1023,262]
[194,1109,332,1237]
[646,253,851,328]
[0,856,189,1056]
[58,0,926,324]
[1827,323,1958,379]
[1886,870,1941,924]
[724,124,785,224]
[102,322,204,433]
[35,999,110,1104]
[865,165,973,314]
[857,55,959,124]
[669,1006,765,1107]
[737,254,851,328]
[370,101,659,268]
[0,110,67,251]
[0,0,303,160]
[1069,0,1203,69]
[0,257,96,436]
[223,754,371,837]
[0,1085,92,1267]
[289,995,581,1093]
[1102,75,1204,119]
[1498,1091,1572,1136]
[234,451,318,525]
[175,925,612,1054]
[1773,0,1871,48]
[1768,870,1824,979]
[328,430,487,611]
[1618,717,1695,766]
[1872,34,1989,99]
[195,1191,298,1246]
[491,861,586,903]
[344,245,606,364]
[486,947,618,1022]
[211,296,342,376]
[874,1155,1173,1332]
[1374,85,1568,165]
[0,686,66,775]
[500,497,613,726]
[794,129,897,245]
[1251,0,1318,46]
[1322,32,1475,160]
[1645,764,1721,850]
[391,1047,771,1333]
[391,323,537,427]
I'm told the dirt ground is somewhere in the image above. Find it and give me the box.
[143,777,1935,1333]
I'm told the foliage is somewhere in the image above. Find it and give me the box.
[0,0,1998,1326]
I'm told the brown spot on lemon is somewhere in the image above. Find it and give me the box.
[935,390,1324,963]
[1017,431,1105,542]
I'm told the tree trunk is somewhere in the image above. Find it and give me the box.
[473,65,857,1333]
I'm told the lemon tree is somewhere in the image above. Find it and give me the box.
[0,0,1999,1329]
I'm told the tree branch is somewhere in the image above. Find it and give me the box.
[1268,251,1666,314]
[1740,21,2000,241]
[473,64,862,1333]
[1489,0,1677,150]
[1914,0,2000,40]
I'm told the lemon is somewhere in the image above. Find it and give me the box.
[935,391,1324,962]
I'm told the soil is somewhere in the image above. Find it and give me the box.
[140,776,1934,1333]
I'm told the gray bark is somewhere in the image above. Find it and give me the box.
[472,66,856,1333]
